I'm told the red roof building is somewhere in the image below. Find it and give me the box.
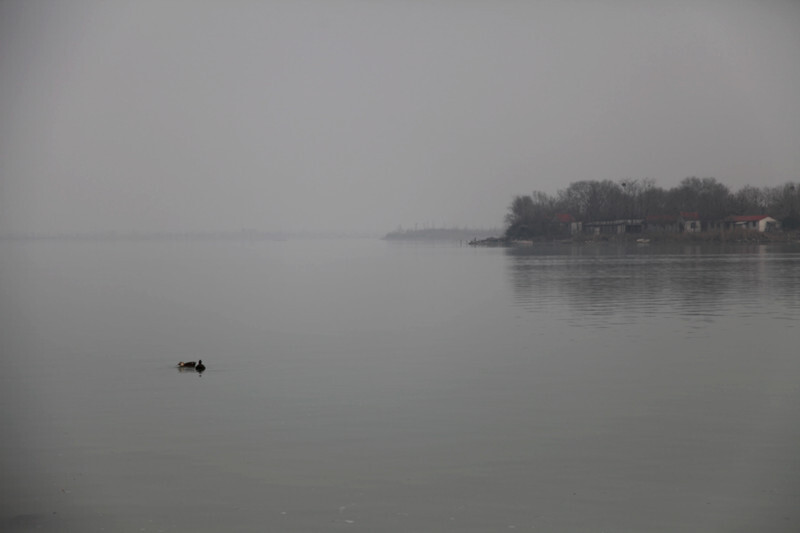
[553,213,582,235]
[726,215,770,222]
[713,215,781,232]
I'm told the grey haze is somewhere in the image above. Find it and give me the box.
[1,0,799,234]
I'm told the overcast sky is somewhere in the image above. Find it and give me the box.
[1,0,799,234]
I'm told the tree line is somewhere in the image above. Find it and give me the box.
[505,177,800,239]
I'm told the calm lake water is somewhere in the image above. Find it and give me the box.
[2,238,799,532]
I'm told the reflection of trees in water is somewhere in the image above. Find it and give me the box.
[506,244,800,326]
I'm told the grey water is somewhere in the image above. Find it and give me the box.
[2,238,799,532]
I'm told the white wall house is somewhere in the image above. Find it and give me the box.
[717,215,781,232]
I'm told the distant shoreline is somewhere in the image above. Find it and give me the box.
[469,229,800,246]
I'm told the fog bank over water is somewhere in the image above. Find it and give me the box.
[1,1,799,234]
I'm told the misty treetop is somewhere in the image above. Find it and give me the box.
[505,177,800,238]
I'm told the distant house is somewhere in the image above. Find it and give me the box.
[710,215,781,232]
[645,212,702,233]
[554,213,582,235]
[680,212,701,233]
[583,219,644,235]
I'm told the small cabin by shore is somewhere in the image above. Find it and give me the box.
[708,215,780,233]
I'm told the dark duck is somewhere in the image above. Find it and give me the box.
[195,360,206,372]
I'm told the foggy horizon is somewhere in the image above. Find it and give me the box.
[2,1,799,235]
